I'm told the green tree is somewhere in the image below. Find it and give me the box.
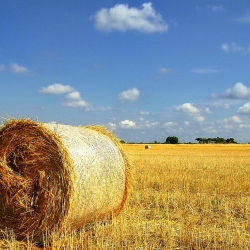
[196,137,206,143]
[195,137,202,143]
[166,136,179,144]
[226,138,237,143]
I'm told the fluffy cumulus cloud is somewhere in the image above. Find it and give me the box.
[237,102,250,115]
[224,115,242,123]
[175,103,199,115]
[118,88,140,102]
[9,63,31,75]
[220,82,250,99]
[119,119,136,129]
[40,83,74,94]
[40,83,92,110]
[194,116,205,123]
[66,91,81,100]
[0,63,31,75]
[94,2,168,33]
[63,91,92,109]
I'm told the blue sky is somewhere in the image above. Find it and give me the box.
[1,1,250,143]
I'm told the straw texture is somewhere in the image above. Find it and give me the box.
[0,119,130,241]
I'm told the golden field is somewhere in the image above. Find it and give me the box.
[2,144,250,249]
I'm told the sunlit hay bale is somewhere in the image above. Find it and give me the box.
[0,118,130,242]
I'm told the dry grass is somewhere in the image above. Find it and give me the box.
[0,119,72,242]
[2,144,250,249]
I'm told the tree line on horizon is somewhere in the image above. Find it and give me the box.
[195,137,237,144]
[165,136,237,144]
[120,136,238,144]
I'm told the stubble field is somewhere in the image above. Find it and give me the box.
[2,144,250,249]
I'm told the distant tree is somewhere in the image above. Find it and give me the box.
[216,137,225,143]
[226,138,237,143]
[195,137,237,144]
[196,138,204,143]
[166,136,179,144]
[203,138,209,144]
[120,140,126,144]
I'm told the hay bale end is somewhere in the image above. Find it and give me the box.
[0,119,130,241]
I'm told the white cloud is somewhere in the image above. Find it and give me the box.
[157,67,172,74]
[66,91,81,100]
[40,83,75,94]
[194,116,205,123]
[221,43,229,52]
[40,84,92,110]
[225,115,242,123]
[191,68,220,74]
[140,111,149,115]
[144,121,158,128]
[94,2,168,33]
[119,119,136,129]
[63,100,90,110]
[107,122,117,131]
[221,42,250,54]
[210,93,218,98]
[237,102,250,115]
[221,82,250,99]
[175,103,199,115]
[118,88,140,102]
[64,91,92,109]
[0,64,6,72]
[163,121,182,134]
[9,63,31,75]
[202,126,218,135]
[163,121,177,128]
[208,98,242,111]
[223,103,230,109]
[63,99,91,108]
[205,107,211,114]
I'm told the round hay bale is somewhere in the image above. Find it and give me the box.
[0,119,130,241]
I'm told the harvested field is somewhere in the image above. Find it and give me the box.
[1,143,250,249]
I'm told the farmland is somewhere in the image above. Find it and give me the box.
[2,144,250,249]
